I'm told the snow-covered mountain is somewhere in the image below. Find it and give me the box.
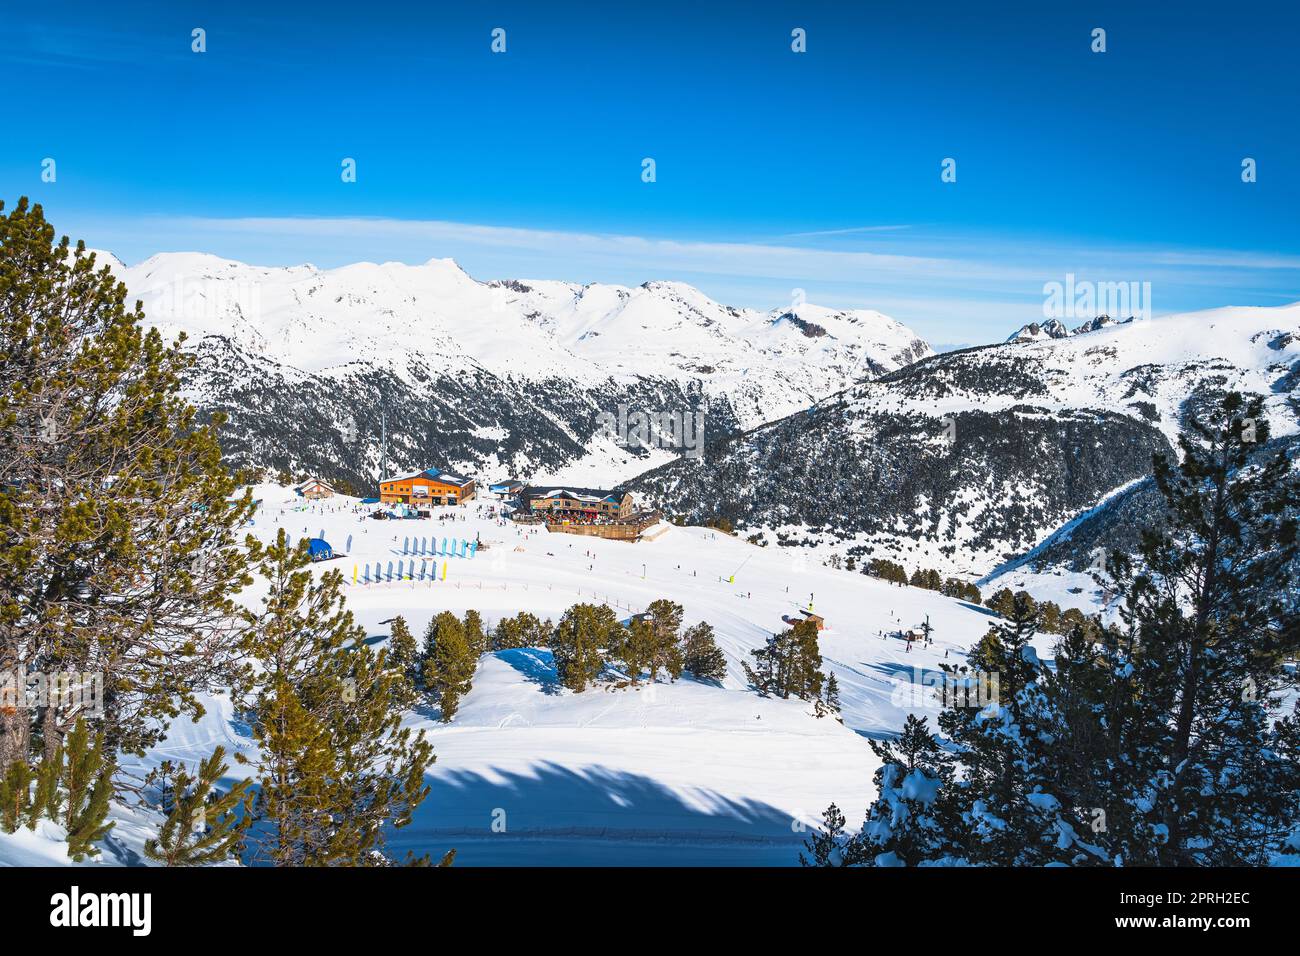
[631,303,1300,577]
[971,305,1299,448]
[1006,318,1073,342]
[95,248,1300,585]
[98,251,931,489]
[1005,315,1124,342]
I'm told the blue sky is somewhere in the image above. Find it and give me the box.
[3,0,1299,344]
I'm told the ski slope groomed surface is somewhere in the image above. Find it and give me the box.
[13,485,1040,867]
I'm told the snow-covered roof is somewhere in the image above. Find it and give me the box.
[381,469,430,483]
[382,467,471,487]
[523,486,625,503]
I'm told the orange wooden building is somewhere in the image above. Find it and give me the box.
[379,468,476,508]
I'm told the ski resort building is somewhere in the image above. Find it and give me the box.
[521,486,635,520]
[295,477,335,499]
[380,468,476,508]
[516,486,659,541]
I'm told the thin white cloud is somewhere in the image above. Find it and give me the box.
[62,211,1300,345]
[775,225,913,239]
[113,214,1039,283]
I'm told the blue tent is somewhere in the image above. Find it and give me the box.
[307,538,334,562]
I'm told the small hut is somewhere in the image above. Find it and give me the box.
[800,610,827,631]
[296,477,336,500]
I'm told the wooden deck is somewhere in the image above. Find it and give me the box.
[541,511,662,542]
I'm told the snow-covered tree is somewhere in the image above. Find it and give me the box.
[799,803,865,867]
[1092,391,1300,864]
[818,392,1300,868]
[858,715,957,865]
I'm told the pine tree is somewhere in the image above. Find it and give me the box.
[491,611,549,651]
[536,618,555,648]
[462,609,488,658]
[0,717,114,859]
[909,568,942,591]
[29,750,59,827]
[1096,391,1300,864]
[491,613,543,650]
[931,591,1084,865]
[942,577,981,603]
[490,614,518,651]
[0,197,254,776]
[743,619,824,700]
[819,672,842,720]
[236,529,437,866]
[607,608,682,686]
[644,599,685,682]
[682,622,727,683]
[0,758,32,833]
[799,803,865,867]
[857,715,957,865]
[60,718,115,862]
[422,612,477,721]
[386,615,421,706]
[612,618,655,685]
[954,393,1298,866]
[867,558,908,585]
[1038,601,1062,634]
[805,397,1300,868]
[143,747,252,866]
[1033,618,1150,864]
[552,603,619,692]
[983,587,1017,618]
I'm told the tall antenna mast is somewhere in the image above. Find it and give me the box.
[380,403,388,489]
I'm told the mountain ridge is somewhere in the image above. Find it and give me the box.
[631,301,1300,577]
[96,250,932,489]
